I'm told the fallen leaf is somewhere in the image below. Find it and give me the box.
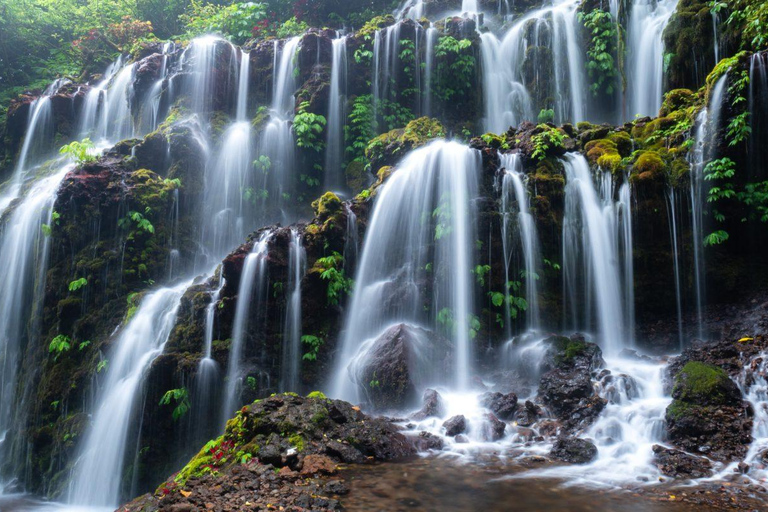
[180,490,191,498]
[738,337,754,343]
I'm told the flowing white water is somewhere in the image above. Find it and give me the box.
[735,352,768,483]
[69,280,192,508]
[516,357,672,487]
[500,154,541,332]
[0,167,71,476]
[181,36,237,116]
[195,275,226,417]
[627,0,679,118]
[343,204,359,277]
[423,26,437,117]
[666,188,685,349]
[78,56,125,139]
[325,36,348,191]
[236,49,251,121]
[281,228,306,392]
[329,140,480,401]
[221,232,271,426]
[562,153,628,355]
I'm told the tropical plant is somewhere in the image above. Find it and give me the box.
[60,138,97,163]
[159,388,190,421]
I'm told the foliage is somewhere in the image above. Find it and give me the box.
[48,334,71,360]
[579,8,619,96]
[159,388,191,421]
[433,36,476,103]
[301,335,323,361]
[180,1,266,44]
[720,0,768,50]
[41,211,61,237]
[68,277,88,292]
[345,95,413,165]
[315,251,353,305]
[537,108,555,124]
[119,208,156,234]
[531,125,565,161]
[59,138,97,163]
[293,101,327,152]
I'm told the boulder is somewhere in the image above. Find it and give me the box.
[413,431,444,451]
[652,445,713,479]
[515,400,542,427]
[481,413,506,441]
[443,415,467,437]
[411,389,446,420]
[350,323,450,410]
[480,391,518,420]
[549,437,598,464]
[665,362,752,462]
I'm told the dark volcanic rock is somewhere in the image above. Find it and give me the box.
[443,415,467,436]
[411,388,446,420]
[537,335,606,431]
[413,431,445,451]
[549,437,598,464]
[515,400,543,427]
[665,361,752,462]
[121,394,414,512]
[652,445,713,479]
[351,323,450,411]
[480,391,518,420]
[481,413,507,441]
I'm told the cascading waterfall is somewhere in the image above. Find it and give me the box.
[221,231,271,426]
[423,26,437,117]
[68,280,192,507]
[688,73,727,340]
[499,154,541,332]
[480,0,586,131]
[0,167,71,478]
[330,140,480,401]
[733,352,768,483]
[280,229,306,392]
[748,53,768,179]
[627,0,679,118]
[181,36,237,116]
[562,153,630,354]
[325,36,348,191]
[78,56,125,138]
[236,49,251,121]
[193,276,226,442]
[666,188,685,349]
[140,42,175,133]
[343,204,359,277]
[259,37,300,218]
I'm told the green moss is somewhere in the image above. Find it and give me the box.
[607,131,633,156]
[633,151,667,179]
[479,132,509,149]
[365,117,445,164]
[666,400,697,421]
[359,15,395,37]
[307,391,327,399]
[705,52,746,89]
[288,434,305,452]
[673,361,732,405]
[173,436,224,487]
[311,191,342,218]
[585,139,622,172]
[660,89,696,117]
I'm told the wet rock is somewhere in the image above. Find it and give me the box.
[738,461,750,474]
[454,434,469,444]
[549,437,598,464]
[351,323,451,411]
[480,391,518,420]
[443,415,467,436]
[413,431,444,451]
[665,361,753,462]
[481,413,506,441]
[652,445,713,479]
[515,400,542,427]
[323,479,349,495]
[300,454,337,475]
[411,388,445,420]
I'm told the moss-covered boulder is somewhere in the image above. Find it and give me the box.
[665,361,752,462]
[365,117,445,171]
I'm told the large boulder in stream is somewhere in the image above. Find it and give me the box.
[665,361,752,462]
[121,393,415,512]
[549,437,598,464]
[652,445,714,479]
[350,323,451,411]
[537,335,606,432]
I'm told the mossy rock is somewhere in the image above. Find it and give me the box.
[632,150,667,183]
[584,139,622,173]
[311,191,342,219]
[660,89,697,117]
[672,361,741,406]
[365,117,445,168]
[345,159,368,193]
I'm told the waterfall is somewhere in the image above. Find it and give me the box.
[618,181,634,345]
[423,26,437,117]
[181,36,237,116]
[202,121,251,260]
[259,37,300,218]
[78,56,124,138]
[748,53,768,179]
[329,140,480,402]
[140,42,175,133]
[236,49,251,121]
[221,232,271,426]
[372,24,402,127]
[712,9,720,64]
[562,153,631,355]
[325,36,348,191]
[500,154,541,332]
[733,351,768,483]
[0,167,70,477]
[627,0,679,118]
[68,280,192,507]
[666,188,685,349]
[193,275,226,442]
[280,228,306,392]
[688,73,727,339]
[94,63,137,142]
[480,0,586,131]
[343,204,359,277]
[462,0,479,14]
